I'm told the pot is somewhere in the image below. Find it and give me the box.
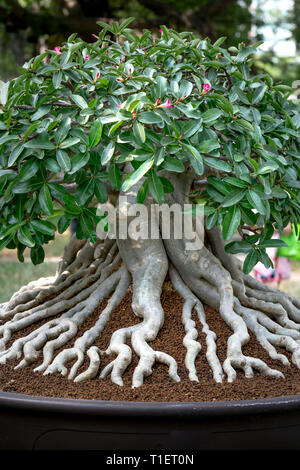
[0,391,299,450]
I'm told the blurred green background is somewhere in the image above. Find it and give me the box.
[0,0,300,302]
[0,0,299,85]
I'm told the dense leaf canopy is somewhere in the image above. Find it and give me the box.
[0,19,299,272]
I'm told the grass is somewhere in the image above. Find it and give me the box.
[0,231,69,303]
[0,262,57,303]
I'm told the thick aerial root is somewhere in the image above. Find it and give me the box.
[0,244,122,369]
[44,265,130,380]
[169,264,223,383]
[117,185,180,387]
[0,238,115,322]
[100,324,139,386]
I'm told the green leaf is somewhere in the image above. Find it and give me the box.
[52,71,63,89]
[101,142,115,165]
[221,189,246,207]
[122,159,154,192]
[58,215,71,234]
[246,189,266,215]
[38,184,54,216]
[133,121,146,144]
[8,143,24,167]
[89,121,103,148]
[71,94,89,109]
[70,152,90,173]
[198,139,220,153]
[222,206,241,241]
[258,239,288,249]
[138,112,163,124]
[137,180,149,204]
[204,157,232,172]
[77,213,95,241]
[235,118,254,132]
[181,143,203,171]
[30,219,55,237]
[108,163,122,190]
[55,117,71,144]
[225,240,252,254]
[57,149,71,172]
[148,172,164,204]
[31,105,51,121]
[162,156,184,173]
[30,245,45,265]
[17,226,35,248]
[19,159,39,181]
[236,46,256,63]
[75,179,95,206]
[0,221,26,240]
[24,132,55,150]
[94,179,108,203]
[243,249,258,274]
[202,108,223,124]
[59,137,80,149]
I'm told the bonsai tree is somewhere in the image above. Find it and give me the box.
[0,19,300,387]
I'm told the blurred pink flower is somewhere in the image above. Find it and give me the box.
[54,47,62,54]
[159,29,163,33]
[156,99,172,109]
[203,83,210,92]
[85,54,90,60]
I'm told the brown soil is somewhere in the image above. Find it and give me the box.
[0,285,299,402]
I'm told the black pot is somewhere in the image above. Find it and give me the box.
[0,391,299,450]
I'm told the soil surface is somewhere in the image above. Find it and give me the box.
[0,285,299,401]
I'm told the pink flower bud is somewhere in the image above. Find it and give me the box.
[203,83,210,92]
[54,46,62,54]
[159,29,163,33]
[181,133,184,137]
[117,104,121,109]
[133,115,137,120]
[153,36,156,43]
[85,54,90,60]
[92,34,98,39]
[95,72,100,79]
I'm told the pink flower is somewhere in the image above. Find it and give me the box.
[217,53,222,58]
[133,115,137,120]
[95,72,100,79]
[117,104,121,109]
[92,34,98,39]
[181,133,184,137]
[156,98,172,109]
[159,29,163,33]
[85,54,90,60]
[153,36,156,43]
[54,46,62,54]
[203,83,210,92]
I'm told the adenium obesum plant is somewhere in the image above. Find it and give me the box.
[0,19,300,388]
